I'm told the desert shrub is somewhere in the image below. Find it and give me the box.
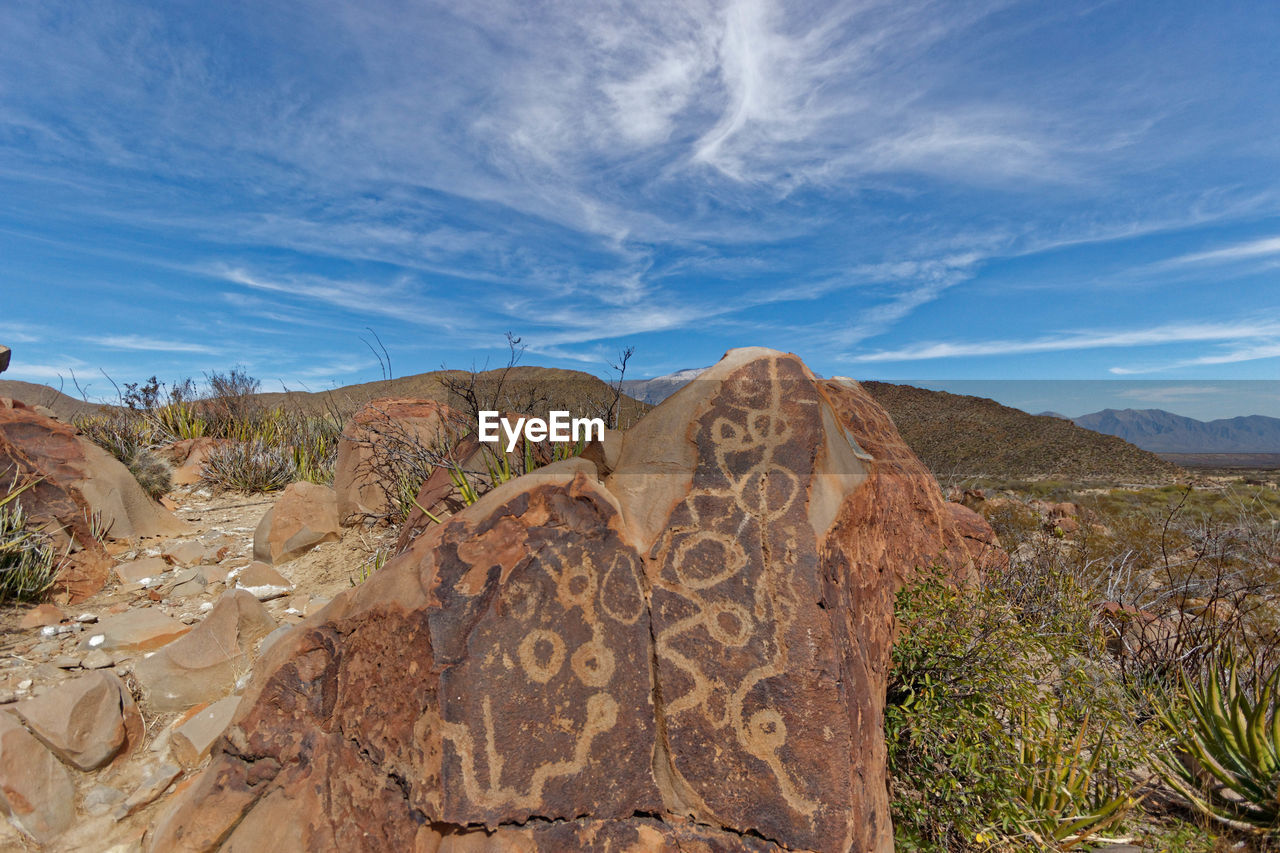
[887,569,1138,850]
[200,441,295,493]
[0,486,59,603]
[75,411,149,462]
[125,448,173,499]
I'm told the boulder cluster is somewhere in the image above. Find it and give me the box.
[0,349,1001,852]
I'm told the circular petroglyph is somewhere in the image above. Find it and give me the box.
[672,531,747,590]
[558,561,597,612]
[706,602,753,647]
[571,639,616,687]
[747,709,788,752]
[518,629,566,684]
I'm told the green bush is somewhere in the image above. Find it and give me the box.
[887,569,1137,850]
[200,441,295,493]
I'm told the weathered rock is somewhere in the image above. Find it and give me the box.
[114,762,181,820]
[172,695,241,768]
[0,400,189,600]
[81,609,190,653]
[133,590,275,712]
[10,671,140,770]
[149,349,996,853]
[234,562,293,601]
[19,603,65,630]
[0,711,75,843]
[163,438,232,487]
[115,556,170,585]
[164,540,209,567]
[332,398,461,525]
[0,346,9,374]
[252,482,340,564]
[82,649,116,670]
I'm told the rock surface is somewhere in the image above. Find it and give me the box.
[252,482,340,564]
[0,711,75,843]
[171,696,240,768]
[9,671,140,770]
[150,349,994,852]
[133,590,275,712]
[332,398,459,525]
[0,400,189,600]
[81,609,191,653]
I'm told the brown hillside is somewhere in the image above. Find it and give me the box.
[259,365,651,428]
[0,380,107,421]
[860,381,1183,484]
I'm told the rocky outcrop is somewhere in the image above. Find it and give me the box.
[0,346,9,374]
[0,399,190,600]
[149,349,995,852]
[333,398,461,525]
[252,482,340,564]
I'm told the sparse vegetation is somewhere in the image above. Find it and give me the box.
[199,440,296,493]
[0,482,60,603]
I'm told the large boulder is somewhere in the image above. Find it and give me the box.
[0,711,75,843]
[0,399,190,600]
[134,590,276,712]
[252,482,340,564]
[9,671,141,771]
[332,398,460,525]
[148,349,996,852]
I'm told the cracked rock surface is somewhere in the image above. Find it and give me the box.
[149,349,1000,852]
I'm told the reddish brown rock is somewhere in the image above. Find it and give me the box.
[0,400,189,601]
[332,398,462,525]
[0,711,75,843]
[149,349,997,853]
[19,603,65,630]
[10,671,141,770]
[163,438,233,486]
[252,482,340,564]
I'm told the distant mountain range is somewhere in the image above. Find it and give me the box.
[619,368,707,405]
[1071,408,1280,453]
[617,369,1179,482]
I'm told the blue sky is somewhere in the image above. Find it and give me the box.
[2,1,1279,415]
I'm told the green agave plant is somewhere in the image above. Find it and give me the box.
[1155,649,1280,831]
[1017,712,1137,849]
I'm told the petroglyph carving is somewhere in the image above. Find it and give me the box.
[651,356,828,822]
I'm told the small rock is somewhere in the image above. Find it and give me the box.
[257,624,294,655]
[171,695,239,767]
[235,562,293,601]
[0,711,75,842]
[75,613,99,624]
[10,671,140,771]
[19,603,65,630]
[81,649,115,670]
[0,691,16,704]
[252,482,340,564]
[163,540,209,567]
[79,609,190,653]
[112,762,181,820]
[113,556,170,585]
[82,783,127,817]
[171,578,207,599]
[52,656,82,670]
[17,679,32,691]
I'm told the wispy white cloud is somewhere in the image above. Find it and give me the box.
[854,320,1280,362]
[85,335,216,353]
[1165,235,1280,266]
[1110,342,1280,374]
